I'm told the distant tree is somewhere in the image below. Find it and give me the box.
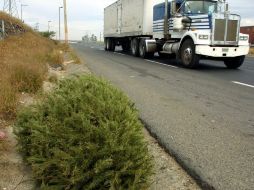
[39,31,56,39]
[82,34,89,42]
[90,34,97,42]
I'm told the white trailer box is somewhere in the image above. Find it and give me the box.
[104,0,156,37]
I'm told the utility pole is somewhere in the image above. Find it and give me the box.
[35,22,39,31]
[9,0,11,13]
[1,20,5,39]
[21,4,28,22]
[48,20,52,33]
[63,0,68,44]
[59,6,63,41]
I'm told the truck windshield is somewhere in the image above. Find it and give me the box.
[183,0,217,14]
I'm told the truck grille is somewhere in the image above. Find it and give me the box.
[213,18,239,45]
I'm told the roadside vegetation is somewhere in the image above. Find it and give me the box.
[15,75,153,189]
[249,47,254,55]
[1,11,153,190]
[0,12,56,118]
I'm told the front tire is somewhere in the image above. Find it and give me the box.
[224,56,245,69]
[180,39,200,68]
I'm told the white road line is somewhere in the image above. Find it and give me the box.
[145,59,178,69]
[232,81,254,89]
[113,52,125,56]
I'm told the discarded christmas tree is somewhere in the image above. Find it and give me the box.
[15,75,153,190]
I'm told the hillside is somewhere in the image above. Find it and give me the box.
[0,11,55,117]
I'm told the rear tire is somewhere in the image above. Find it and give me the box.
[131,38,140,57]
[139,39,154,59]
[109,38,115,52]
[224,56,245,69]
[105,38,115,51]
[122,42,130,52]
[180,39,200,68]
[105,38,109,51]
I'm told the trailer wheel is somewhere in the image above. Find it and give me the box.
[109,38,115,52]
[122,42,130,52]
[131,38,140,57]
[105,38,110,51]
[180,39,200,68]
[224,56,245,69]
[139,39,154,58]
[105,38,115,51]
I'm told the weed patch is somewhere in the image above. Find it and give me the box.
[15,75,153,190]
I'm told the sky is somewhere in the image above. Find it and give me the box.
[1,0,254,40]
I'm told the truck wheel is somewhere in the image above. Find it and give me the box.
[224,56,245,69]
[109,38,115,52]
[105,38,110,51]
[139,39,154,58]
[180,39,200,68]
[131,38,139,57]
[122,42,130,52]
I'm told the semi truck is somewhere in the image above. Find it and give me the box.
[104,0,250,69]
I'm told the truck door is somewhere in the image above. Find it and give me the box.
[117,1,122,34]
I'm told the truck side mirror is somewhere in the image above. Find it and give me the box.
[171,1,176,15]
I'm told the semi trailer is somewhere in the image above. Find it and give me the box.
[104,0,250,69]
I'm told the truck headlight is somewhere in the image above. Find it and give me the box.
[199,35,209,40]
[240,36,248,41]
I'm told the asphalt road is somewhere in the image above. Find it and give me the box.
[73,43,254,190]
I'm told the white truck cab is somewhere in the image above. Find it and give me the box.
[104,0,250,69]
[153,0,250,68]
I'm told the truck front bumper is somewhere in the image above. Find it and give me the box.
[195,45,249,58]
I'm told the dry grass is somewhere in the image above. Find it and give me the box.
[47,49,64,65]
[0,13,54,118]
[56,42,81,64]
[249,47,254,55]
[0,11,33,35]
[69,49,81,64]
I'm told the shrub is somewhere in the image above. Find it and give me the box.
[15,75,153,190]
[47,49,64,65]
[10,62,47,93]
[39,31,56,39]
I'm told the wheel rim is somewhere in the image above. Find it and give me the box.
[183,47,192,65]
